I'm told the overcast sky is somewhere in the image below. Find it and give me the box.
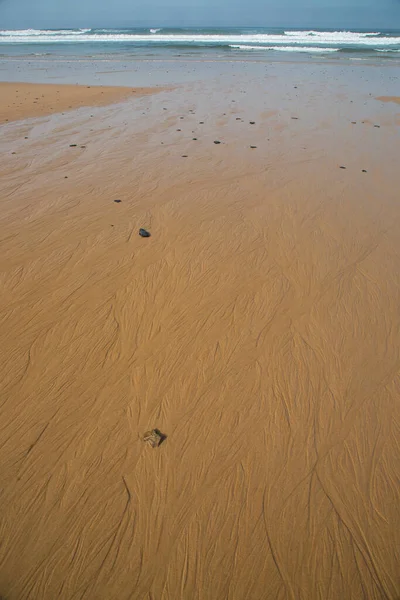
[0,0,399,29]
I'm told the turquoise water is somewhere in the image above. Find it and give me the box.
[1,27,400,60]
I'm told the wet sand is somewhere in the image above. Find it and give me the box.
[376,95,400,105]
[0,66,399,599]
[0,82,158,124]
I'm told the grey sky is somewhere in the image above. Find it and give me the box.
[0,0,399,29]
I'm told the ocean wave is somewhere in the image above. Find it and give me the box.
[230,45,339,53]
[0,29,399,49]
[284,30,381,39]
[0,28,91,37]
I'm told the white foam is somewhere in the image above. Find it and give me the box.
[0,29,91,37]
[0,29,398,47]
[284,30,381,40]
[230,45,339,53]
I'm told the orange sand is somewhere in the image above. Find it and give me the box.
[0,82,158,124]
[0,78,399,600]
[376,96,400,105]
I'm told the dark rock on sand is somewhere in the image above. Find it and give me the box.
[214,140,221,144]
[143,429,166,447]
[69,144,77,147]
[340,166,346,169]
[139,228,151,237]
[250,121,256,125]
[114,199,122,203]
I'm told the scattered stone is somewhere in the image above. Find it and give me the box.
[80,145,86,148]
[192,138,197,140]
[69,144,77,147]
[362,169,367,173]
[182,155,188,157]
[236,118,241,120]
[24,136,28,139]
[177,129,181,131]
[351,121,356,124]
[250,145,257,149]
[139,228,151,237]
[11,152,16,154]
[114,199,122,203]
[291,117,299,120]
[374,125,380,128]
[250,121,256,125]
[340,166,346,169]
[214,140,221,144]
[143,429,166,447]
[64,176,68,179]
[199,121,204,124]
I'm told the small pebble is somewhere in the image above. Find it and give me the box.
[362,169,367,173]
[340,166,346,169]
[139,228,151,238]
[69,144,77,147]
[214,140,221,144]
[114,199,122,203]
[250,121,256,125]
[250,146,257,149]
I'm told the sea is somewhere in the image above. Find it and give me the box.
[1,27,399,87]
[1,27,400,58]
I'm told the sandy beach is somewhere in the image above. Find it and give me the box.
[0,63,399,599]
[0,82,160,124]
